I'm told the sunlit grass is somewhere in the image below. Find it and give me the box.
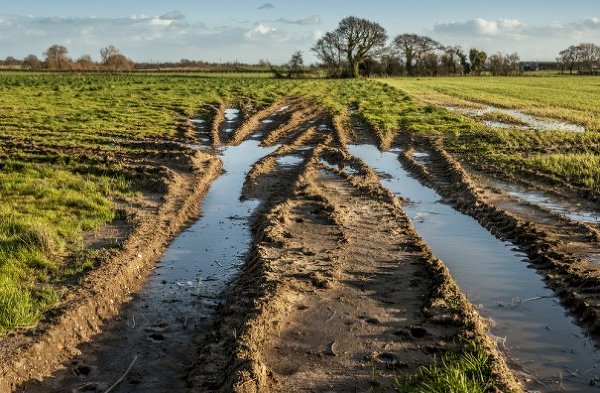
[395,342,494,393]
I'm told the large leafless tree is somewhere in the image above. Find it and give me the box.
[312,16,387,78]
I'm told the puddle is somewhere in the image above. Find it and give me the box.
[348,144,600,392]
[156,140,278,300]
[503,185,600,224]
[412,151,430,159]
[262,119,274,124]
[275,154,304,168]
[319,158,360,176]
[224,108,240,122]
[277,105,290,113]
[411,150,430,166]
[31,139,280,392]
[445,106,585,133]
[222,109,240,134]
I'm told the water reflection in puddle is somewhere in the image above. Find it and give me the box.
[224,108,240,122]
[275,154,304,168]
[319,158,360,176]
[347,144,600,392]
[446,106,585,133]
[505,186,600,224]
[153,139,278,296]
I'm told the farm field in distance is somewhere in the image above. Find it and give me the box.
[3,72,600,393]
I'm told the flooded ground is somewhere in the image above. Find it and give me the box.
[348,144,600,392]
[22,136,278,393]
[223,108,240,133]
[275,154,304,168]
[495,180,600,224]
[446,105,585,132]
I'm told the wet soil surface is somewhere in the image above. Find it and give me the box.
[18,98,600,393]
[260,167,462,391]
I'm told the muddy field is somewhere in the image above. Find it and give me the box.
[5,95,600,393]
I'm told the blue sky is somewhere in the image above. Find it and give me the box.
[1,1,599,63]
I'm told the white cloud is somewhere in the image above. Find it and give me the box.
[434,17,600,40]
[244,23,277,39]
[429,17,600,60]
[0,13,319,63]
[159,11,185,21]
[434,18,526,38]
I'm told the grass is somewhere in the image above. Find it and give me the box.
[381,76,600,197]
[0,162,130,331]
[394,342,495,393]
[479,111,529,126]
[383,76,600,131]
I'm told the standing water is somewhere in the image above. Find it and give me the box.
[23,137,278,393]
[347,144,600,392]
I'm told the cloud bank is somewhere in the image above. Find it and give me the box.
[431,17,600,59]
[0,11,321,63]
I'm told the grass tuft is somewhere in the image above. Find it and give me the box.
[394,342,494,393]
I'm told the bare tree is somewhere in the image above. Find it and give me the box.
[76,54,98,70]
[44,44,70,70]
[393,34,441,75]
[23,54,41,70]
[287,50,304,78]
[100,45,120,64]
[487,52,521,76]
[312,31,345,77]
[313,16,387,78]
[104,54,134,71]
[420,52,440,76]
[558,46,579,74]
[506,52,522,75]
[442,46,463,75]
[577,43,600,73]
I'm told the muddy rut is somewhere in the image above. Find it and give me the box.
[19,97,600,392]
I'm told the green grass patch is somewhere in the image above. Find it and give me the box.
[395,342,494,393]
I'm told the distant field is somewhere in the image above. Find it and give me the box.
[384,76,600,131]
[382,76,600,193]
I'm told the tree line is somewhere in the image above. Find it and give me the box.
[312,16,523,78]
[557,43,600,75]
[0,44,134,71]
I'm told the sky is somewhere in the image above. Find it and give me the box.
[1,0,599,63]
